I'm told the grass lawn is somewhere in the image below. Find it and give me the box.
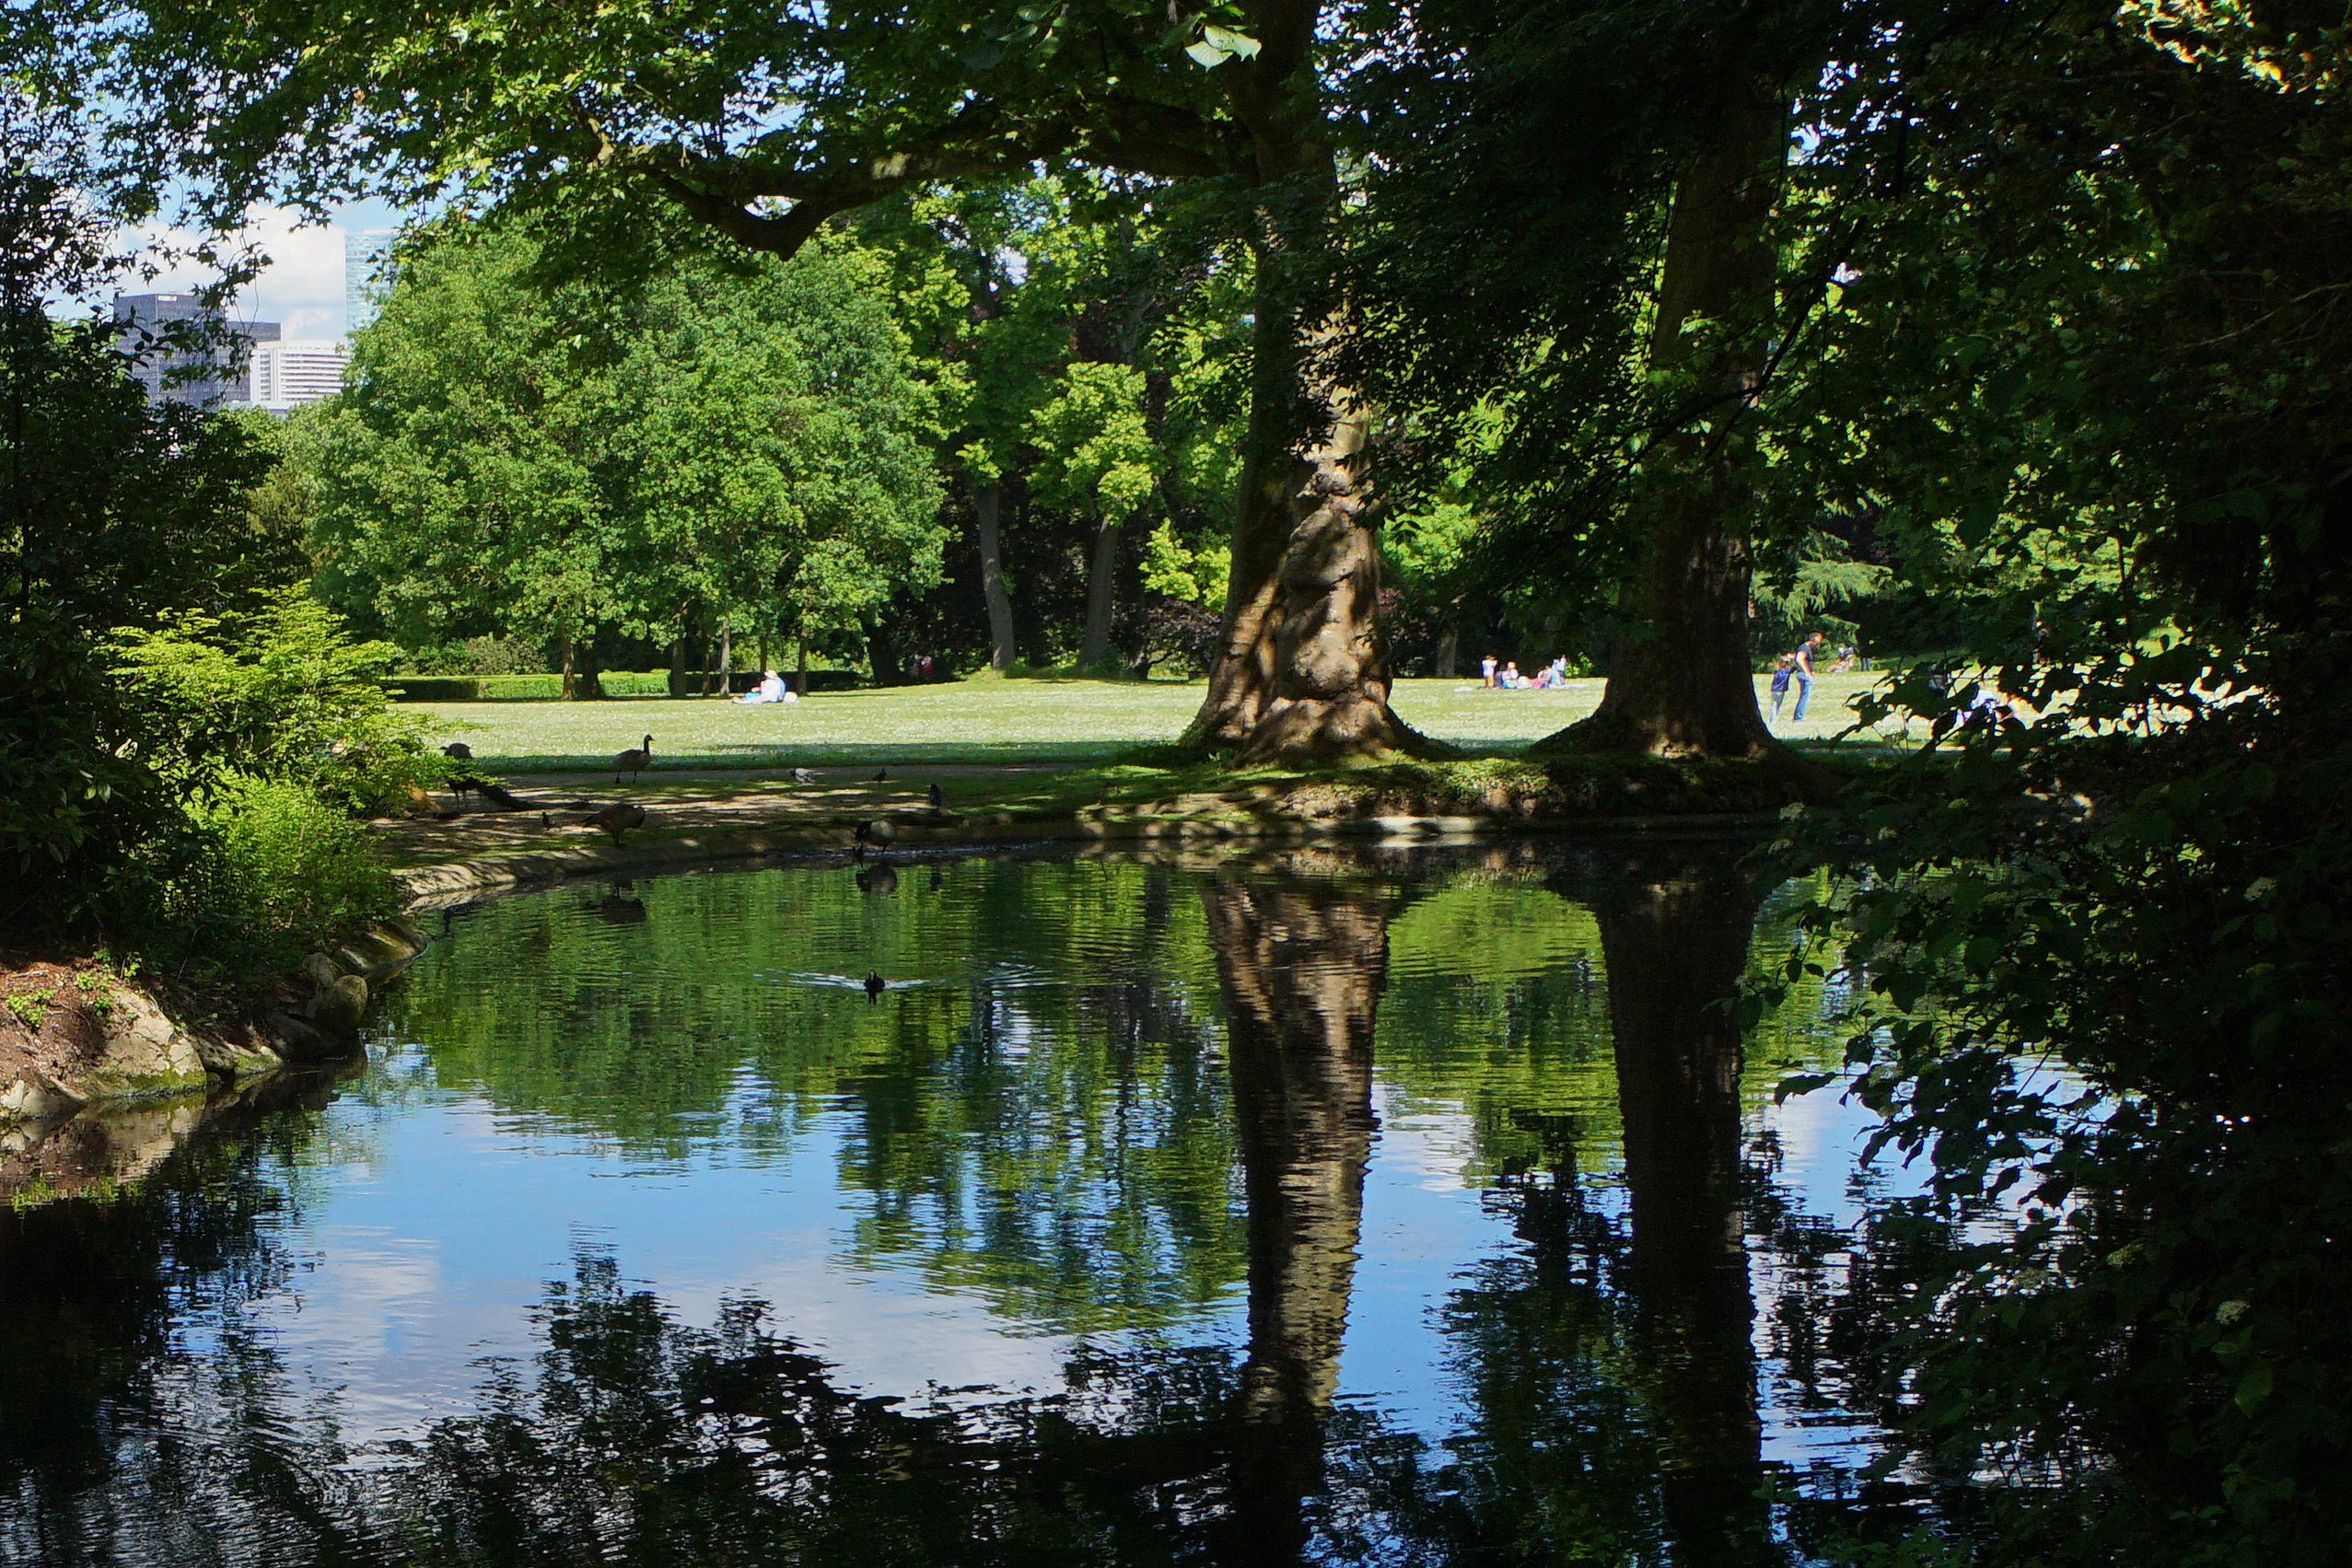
[415,671,1895,772]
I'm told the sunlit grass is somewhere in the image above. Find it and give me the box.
[416,670,1893,772]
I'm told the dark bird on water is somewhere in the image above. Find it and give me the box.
[585,801,647,845]
[613,734,653,784]
[856,862,899,895]
[864,970,886,1002]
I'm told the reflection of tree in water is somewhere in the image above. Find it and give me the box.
[1360,849,1789,1566]
[2,849,1905,1567]
[1199,868,1392,1558]
[1593,856,1776,1568]
[0,1074,348,1565]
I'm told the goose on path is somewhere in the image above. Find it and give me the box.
[585,801,647,845]
[613,735,653,784]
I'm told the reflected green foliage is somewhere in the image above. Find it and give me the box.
[5,845,1905,1567]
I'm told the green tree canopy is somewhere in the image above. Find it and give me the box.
[304,218,942,690]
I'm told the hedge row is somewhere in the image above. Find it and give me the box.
[383,669,869,701]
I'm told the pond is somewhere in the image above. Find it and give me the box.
[1,842,1931,1566]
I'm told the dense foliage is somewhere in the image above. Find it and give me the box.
[301,217,944,689]
[7,0,2348,1559]
[1,90,415,980]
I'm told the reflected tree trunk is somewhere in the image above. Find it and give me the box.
[1201,871,1392,1552]
[1593,856,1774,1568]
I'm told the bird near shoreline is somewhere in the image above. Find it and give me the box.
[585,801,647,846]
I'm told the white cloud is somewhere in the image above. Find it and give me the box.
[121,199,410,340]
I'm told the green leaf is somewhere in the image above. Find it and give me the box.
[2234,1364,2273,1414]
[1775,1072,1836,1104]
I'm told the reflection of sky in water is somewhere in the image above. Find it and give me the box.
[193,1045,1904,1469]
[194,1061,1185,1448]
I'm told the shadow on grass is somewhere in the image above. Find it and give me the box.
[485,739,1142,772]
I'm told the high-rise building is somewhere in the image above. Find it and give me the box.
[345,227,398,333]
[111,293,279,408]
[245,339,351,411]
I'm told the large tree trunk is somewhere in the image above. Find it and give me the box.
[1543,82,1788,760]
[1183,276,1419,763]
[973,479,1017,674]
[1589,854,1771,1567]
[1078,516,1122,670]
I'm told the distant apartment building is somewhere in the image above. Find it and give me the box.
[246,339,351,410]
[111,293,278,408]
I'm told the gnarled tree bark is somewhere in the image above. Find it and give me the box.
[1183,282,1422,763]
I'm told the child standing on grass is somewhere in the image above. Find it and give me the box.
[1769,654,1796,726]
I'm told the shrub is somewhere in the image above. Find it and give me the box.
[111,587,446,816]
[166,775,393,977]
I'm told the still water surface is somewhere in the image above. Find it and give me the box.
[2,843,1925,1565]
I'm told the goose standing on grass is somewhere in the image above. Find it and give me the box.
[613,734,653,784]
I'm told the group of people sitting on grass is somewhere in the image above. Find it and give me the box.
[731,669,799,705]
[1479,656,1572,691]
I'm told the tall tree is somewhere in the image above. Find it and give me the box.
[306,219,941,690]
[1357,1,1839,759]
[122,0,1423,759]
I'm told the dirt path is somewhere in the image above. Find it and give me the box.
[377,762,1062,866]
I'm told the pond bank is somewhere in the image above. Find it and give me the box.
[384,753,1832,905]
[0,921,428,1198]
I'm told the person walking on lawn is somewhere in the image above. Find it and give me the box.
[1791,632,1826,724]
